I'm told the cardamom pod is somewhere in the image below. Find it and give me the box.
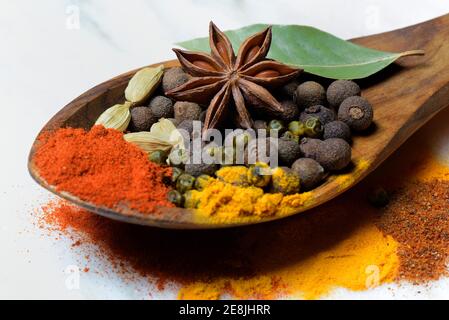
[95,101,132,131]
[125,65,164,104]
[123,119,185,154]
[123,131,173,153]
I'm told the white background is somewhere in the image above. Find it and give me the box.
[1,0,449,299]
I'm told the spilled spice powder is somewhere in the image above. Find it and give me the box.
[33,125,173,214]
[376,180,449,282]
[35,153,449,299]
[33,108,449,299]
[36,189,399,299]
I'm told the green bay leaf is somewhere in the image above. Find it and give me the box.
[177,24,423,79]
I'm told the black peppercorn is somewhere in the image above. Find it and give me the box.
[326,80,361,109]
[338,96,373,131]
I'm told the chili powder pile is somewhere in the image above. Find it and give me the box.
[33,125,173,214]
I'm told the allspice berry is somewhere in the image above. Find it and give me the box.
[367,186,390,208]
[162,67,190,93]
[279,80,299,99]
[176,120,195,135]
[149,96,174,119]
[291,158,326,190]
[184,162,218,177]
[315,138,351,171]
[327,80,361,108]
[299,138,323,159]
[323,120,351,141]
[295,81,326,109]
[279,99,300,122]
[174,101,202,122]
[338,96,373,131]
[300,105,336,125]
[253,120,268,131]
[129,106,157,132]
[277,138,302,166]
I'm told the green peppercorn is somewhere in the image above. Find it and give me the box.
[195,174,211,191]
[247,162,271,187]
[167,190,183,207]
[304,117,323,138]
[171,167,183,184]
[268,120,285,135]
[288,121,306,136]
[184,190,199,209]
[149,150,167,164]
[176,174,196,193]
[368,187,390,208]
[281,131,300,143]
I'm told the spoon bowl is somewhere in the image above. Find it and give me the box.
[28,15,449,229]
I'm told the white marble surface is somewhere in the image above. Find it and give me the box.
[1,0,449,299]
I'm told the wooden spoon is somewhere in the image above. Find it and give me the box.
[28,15,449,229]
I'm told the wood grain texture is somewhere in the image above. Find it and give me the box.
[28,15,449,229]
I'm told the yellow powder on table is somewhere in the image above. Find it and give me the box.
[333,158,371,190]
[178,222,398,300]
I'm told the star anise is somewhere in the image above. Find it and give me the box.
[166,22,302,132]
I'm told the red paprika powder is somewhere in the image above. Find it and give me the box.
[33,125,173,214]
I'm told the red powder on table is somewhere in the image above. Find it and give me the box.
[33,125,173,214]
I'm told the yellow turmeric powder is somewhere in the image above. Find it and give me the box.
[191,166,314,223]
[178,223,399,300]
